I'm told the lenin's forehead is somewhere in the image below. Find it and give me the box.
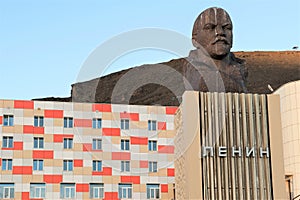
[200,8,232,26]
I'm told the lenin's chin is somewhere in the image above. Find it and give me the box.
[208,44,231,60]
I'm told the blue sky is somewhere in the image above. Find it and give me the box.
[0,0,299,100]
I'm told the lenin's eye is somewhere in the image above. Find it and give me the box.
[223,24,232,30]
[203,24,216,30]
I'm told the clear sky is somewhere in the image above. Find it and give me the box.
[0,0,299,100]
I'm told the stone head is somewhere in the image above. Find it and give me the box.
[192,7,233,60]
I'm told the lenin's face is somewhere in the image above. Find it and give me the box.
[193,8,233,59]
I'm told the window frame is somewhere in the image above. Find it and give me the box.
[33,137,44,149]
[3,115,14,126]
[63,138,73,149]
[92,139,102,150]
[34,116,44,127]
[118,183,132,199]
[63,160,74,171]
[120,119,130,130]
[63,117,73,128]
[121,160,130,172]
[90,183,104,199]
[2,159,13,171]
[92,118,102,129]
[148,120,157,131]
[60,183,75,199]
[0,183,15,199]
[30,183,46,198]
[121,139,130,151]
[147,184,160,199]
[92,160,103,172]
[2,136,13,148]
[148,140,157,151]
[33,160,44,171]
[149,161,158,173]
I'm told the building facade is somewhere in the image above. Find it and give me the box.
[275,80,300,199]
[0,100,176,199]
[0,81,299,200]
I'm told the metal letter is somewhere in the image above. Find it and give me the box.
[232,146,242,157]
[202,146,214,157]
[218,146,227,157]
[260,147,269,158]
[246,147,255,157]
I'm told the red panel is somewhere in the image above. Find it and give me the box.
[112,152,130,160]
[23,125,44,134]
[34,127,44,134]
[0,116,2,125]
[22,192,30,200]
[158,122,166,130]
[120,112,130,119]
[44,175,63,183]
[74,119,92,128]
[121,176,140,184]
[120,113,139,121]
[158,145,174,154]
[92,167,112,176]
[130,113,139,121]
[23,125,34,133]
[102,128,120,136]
[12,166,32,175]
[74,160,83,167]
[161,184,168,193]
[92,104,112,112]
[104,192,118,200]
[167,168,175,176]
[140,160,148,168]
[83,143,92,151]
[14,100,34,109]
[53,134,73,142]
[166,107,178,115]
[130,136,148,145]
[0,159,1,166]
[76,183,89,192]
[44,110,64,118]
[13,142,23,150]
[33,150,54,159]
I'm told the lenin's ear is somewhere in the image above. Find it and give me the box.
[192,38,200,48]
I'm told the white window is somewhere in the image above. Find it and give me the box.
[121,161,130,172]
[92,139,102,150]
[2,159,12,171]
[60,183,75,199]
[33,160,43,171]
[63,160,73,171]
[92,160,102,172]
[2,136,13,148]
[34,116,44,127]
[63,138,73,149]
[34,137,44,149]
[149,161,158,172]
[64,117,73,128]
[0,183,14,199]
[121,139,130,151]
[148,140,157,151]
[121,119,129,130]
[147,184,160,199]
[30,183,46,198]
[92,118,102,129]
[3,115,14,126]
[90,183,104,199]
[148,120,157,131]
[118,184,132,199]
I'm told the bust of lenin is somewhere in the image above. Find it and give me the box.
[184,7,248,93]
